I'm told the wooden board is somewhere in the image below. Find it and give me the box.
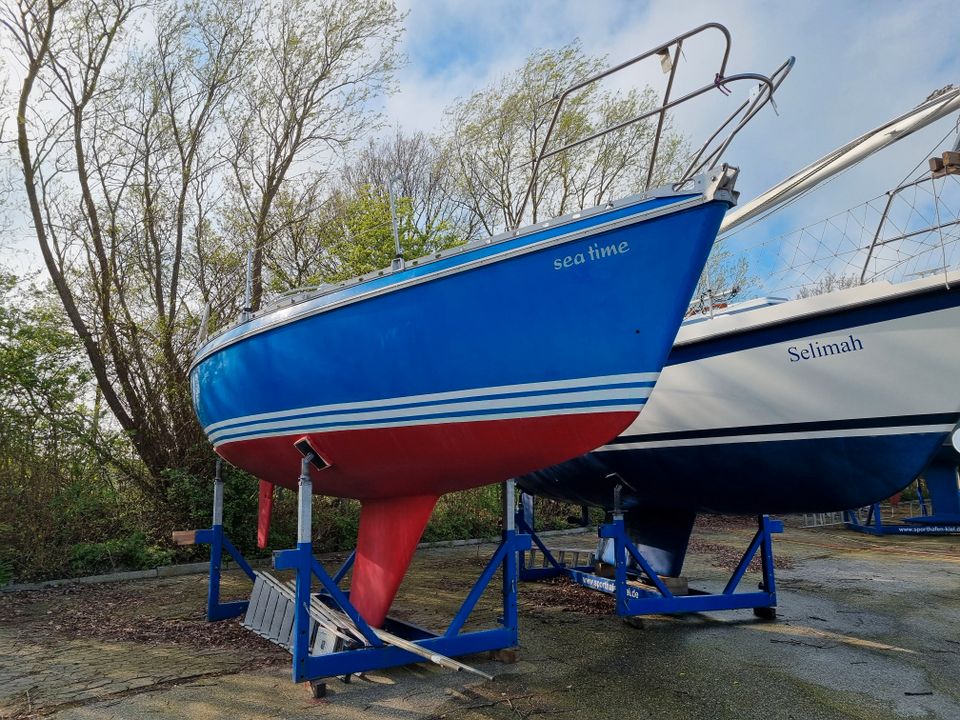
[171,530,196,546]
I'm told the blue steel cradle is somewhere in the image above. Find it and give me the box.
[517,487,782,619]
[187,457,529,694]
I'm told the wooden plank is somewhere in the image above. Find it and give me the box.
[627,575,689,595]
[930,157,945,172]
[283,579,492,679]
[942,150,960,167]
[171,530,196,546]
[266,572,492,680]
[488,648,519,664]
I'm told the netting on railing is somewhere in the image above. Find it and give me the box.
[727,168,960,300]
[862,171,960,284]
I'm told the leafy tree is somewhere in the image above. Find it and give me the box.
[263,184,463,290]
[0,270,145,581]
[324,185,463,281]
[0,272,90,460]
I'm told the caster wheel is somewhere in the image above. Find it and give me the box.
[753,606,777,621]
[488,648,519,664]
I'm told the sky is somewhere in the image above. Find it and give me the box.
[4,0,960,289]
[382,0,960,294]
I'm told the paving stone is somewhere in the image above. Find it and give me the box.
[4,529,960,720]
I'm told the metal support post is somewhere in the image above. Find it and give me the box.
[389,179,405,272]
[611,490,629,614]
[206,460,225,619]
[844,471,960,535]
[270,471,531,684]
[502,480,519,639]
[291,454,314,682]
[241,249,254,321]
[515,492,589,581]
[520,507,782,618]
[198,459,256,621]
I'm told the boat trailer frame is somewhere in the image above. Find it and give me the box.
[517,495,781,618]
[189,460,530,688]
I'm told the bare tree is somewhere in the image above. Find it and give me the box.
[6,0,147,472]
[795,271,862,299]
[445,41,688,235]
[688,241,754,314]
[4,0,407,494]
[254,177,332,292]
[342,127,484,242]
[5,0,256,493]
[225,0,403,310]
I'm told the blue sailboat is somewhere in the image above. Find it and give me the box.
[191,24,790,625]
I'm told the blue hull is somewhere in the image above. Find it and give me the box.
[526,432,947,515]
[191,190,731,499]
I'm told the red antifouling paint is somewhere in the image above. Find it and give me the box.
[257,479,275,549]
[350,494,438,627]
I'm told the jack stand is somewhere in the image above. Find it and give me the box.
[517,502,782,619]
[173,459,256,621]
[271,463,531,685]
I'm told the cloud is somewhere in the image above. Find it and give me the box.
[386,0,960,291]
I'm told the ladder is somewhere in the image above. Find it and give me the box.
[243,571,347,655]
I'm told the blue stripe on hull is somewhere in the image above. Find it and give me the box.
[193,201,727,430]
[672,285,960,365]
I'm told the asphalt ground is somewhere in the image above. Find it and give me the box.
[2,518,959,719]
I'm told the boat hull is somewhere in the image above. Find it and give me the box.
[518,277,960,514]
[192,194,731,499]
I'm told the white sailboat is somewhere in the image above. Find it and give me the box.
[517,86,960,574]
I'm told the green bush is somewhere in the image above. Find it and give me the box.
[162,467,257,546]
[424,486,502,542]
[68,532,174,576]
[161,467,360,558]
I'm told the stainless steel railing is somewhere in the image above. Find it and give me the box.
[514,22,794,229]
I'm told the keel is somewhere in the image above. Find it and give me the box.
[351,494,439,626]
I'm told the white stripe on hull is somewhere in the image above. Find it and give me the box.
[214,401,647,448]
[204,371,658,434]
[209,386,654,443]
[601,423,957,451]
